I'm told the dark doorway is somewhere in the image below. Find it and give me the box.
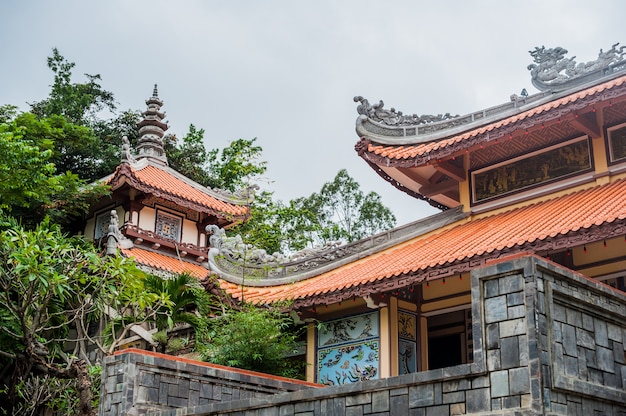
[428,333,463,370]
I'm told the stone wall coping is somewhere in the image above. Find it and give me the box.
[486,252,626,299]
[149,363,477,415]
[112,348,323,388]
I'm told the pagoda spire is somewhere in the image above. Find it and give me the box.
[136,84,169,166]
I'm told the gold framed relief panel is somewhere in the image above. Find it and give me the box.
[471,136,592,203]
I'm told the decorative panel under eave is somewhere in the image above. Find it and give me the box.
[316,311,379,386]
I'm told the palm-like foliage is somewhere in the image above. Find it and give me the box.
[143,273,213,352]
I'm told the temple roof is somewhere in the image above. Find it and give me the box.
[99,86,250,222]
[357,73,626,164]
[218,177,626,307]
[353,45,626,210]
[122,247,210,279]
[105,159,249,220]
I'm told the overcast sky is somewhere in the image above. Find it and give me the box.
[1,1,624,225]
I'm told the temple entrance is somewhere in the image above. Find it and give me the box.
[426,308,472,371]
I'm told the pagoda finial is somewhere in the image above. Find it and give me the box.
[135,85,169,166]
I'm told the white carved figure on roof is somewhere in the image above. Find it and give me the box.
[373,100,402,125]
[106,210,120,255]
[528,46,574,82]
[106,210,133,255]
[354,95,458,126]
[120,136,135,164]
[206,224,285,266]
[594,43,625,68]
[206,224,225,250]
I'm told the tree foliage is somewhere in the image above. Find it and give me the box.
[231,169,396,253]
[204,306,304,378]
[143,273,214,354]
[27,48,140,182]
[0,218,146,416]
[0,114,108,229]
[29,47,116,126]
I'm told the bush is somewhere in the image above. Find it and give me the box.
[204,307,305,378]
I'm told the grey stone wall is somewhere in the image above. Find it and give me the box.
[534,260,626,414]
[107,256,626,415]
[99,349,321,415]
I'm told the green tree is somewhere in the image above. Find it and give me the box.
[231,169,396,254]
[0,116,107,229]
[206,137,267,192]
[164,124,213,186]
[29,48,116,126]
[204,306,304,378]
[307,169,396,244]
[230,192,320,255]
[0,218,149,416]
[27,48,137,182]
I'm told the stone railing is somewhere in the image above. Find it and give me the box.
[99,349,321,415]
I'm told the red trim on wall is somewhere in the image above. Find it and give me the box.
[113,348,322,387]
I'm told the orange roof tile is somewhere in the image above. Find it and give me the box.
[366,74,626,161]
[108,162,248,218]
[122,247,209,279]
[220,178,626,304]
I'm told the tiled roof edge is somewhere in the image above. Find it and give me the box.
[356,72,626,146]
[108,163,248,219]
[210,206,468,287]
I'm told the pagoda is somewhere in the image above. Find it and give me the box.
[82,86,250,349]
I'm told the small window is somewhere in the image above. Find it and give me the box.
[427,309,472,370]
[94,211,112,240]
[607,123,626,163]
[155,210,182,241]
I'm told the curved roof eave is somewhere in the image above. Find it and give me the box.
[356,73,626,151]
[105,160,249,220]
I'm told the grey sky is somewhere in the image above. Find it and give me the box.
[1,1,624,224]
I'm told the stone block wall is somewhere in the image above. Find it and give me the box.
[107,256,626,415]
[99,349,321,415]
[533,259,626,414]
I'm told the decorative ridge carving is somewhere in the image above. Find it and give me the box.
[354,92,550,145]
[211,184,261,204]
[354,96,458,127]
[206,207,467,286]
[528,43,626,92]
[354,44,626,145]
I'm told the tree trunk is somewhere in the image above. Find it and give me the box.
[74,360,96,416]
[28,348,96,416]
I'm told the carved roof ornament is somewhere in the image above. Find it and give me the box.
[528,43,626,92]
[136,84,169,166]
[106,210,133,255]
[212,184,261,204]
[354,96,458,127]
[120,136,135,164]
[205,208,466,285]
